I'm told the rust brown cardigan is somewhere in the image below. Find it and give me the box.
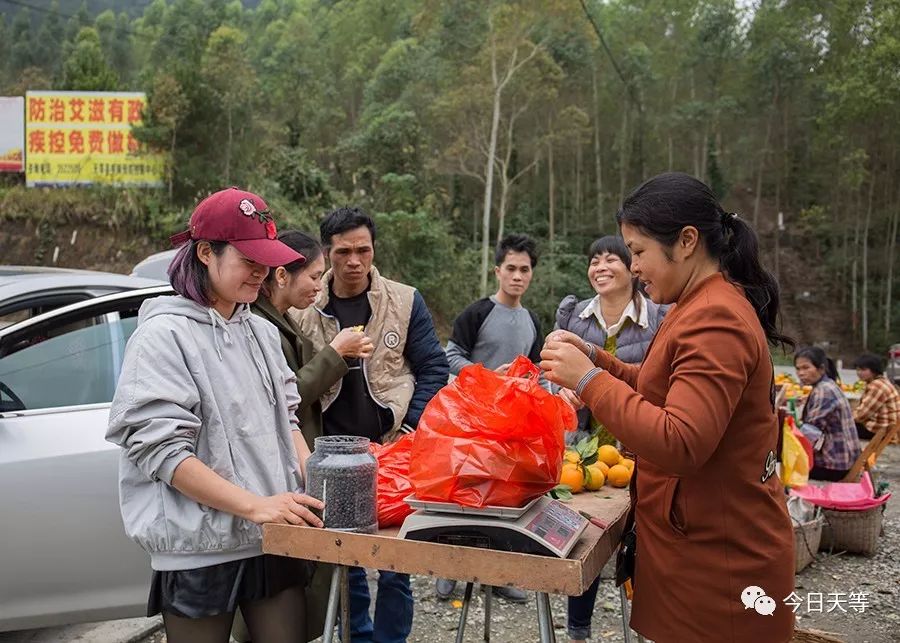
[580,273,794,643]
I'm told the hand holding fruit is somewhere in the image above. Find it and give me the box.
[540,338,595,391]
[546,330,593,356]
[331,327,374,359]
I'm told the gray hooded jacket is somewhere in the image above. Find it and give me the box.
[106,295,302,571]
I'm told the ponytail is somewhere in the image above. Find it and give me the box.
[721,216,794,349]
[617,172,795,350]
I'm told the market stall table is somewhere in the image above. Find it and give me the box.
[263,488,630,643]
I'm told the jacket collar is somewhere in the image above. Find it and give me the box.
[314,265,385,314]
[579,294,650,333]
[254,295,303,338]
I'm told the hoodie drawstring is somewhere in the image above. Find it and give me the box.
[243,319,276,406]
[208,309,224,361]
[207,308,274,406]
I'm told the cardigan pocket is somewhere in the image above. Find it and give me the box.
[663,477,688,538]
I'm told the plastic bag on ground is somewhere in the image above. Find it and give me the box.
[408,356,576,508]
[370,432,415,528]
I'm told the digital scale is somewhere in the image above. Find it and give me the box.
[398,494,588,558]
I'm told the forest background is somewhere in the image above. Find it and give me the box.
[0,0,898,362]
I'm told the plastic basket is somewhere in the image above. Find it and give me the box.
[819,506,884,557]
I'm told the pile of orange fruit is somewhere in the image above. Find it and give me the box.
[557,437,633,496]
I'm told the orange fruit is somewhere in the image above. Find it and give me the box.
[607,464,632,488]
[596,461,610,476]
[584,464,606,490]
[620,458,635,471]
[563,449,581,464]
[597,444,622,467]
[559,462,585,493]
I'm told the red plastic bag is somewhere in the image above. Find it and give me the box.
[370,433,415,527]
[408,356,575,508]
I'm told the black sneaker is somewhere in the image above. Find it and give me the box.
[486,585,529,603]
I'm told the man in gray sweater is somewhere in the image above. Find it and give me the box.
[437,233,542,603]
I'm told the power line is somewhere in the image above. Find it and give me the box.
[577,0,638,105]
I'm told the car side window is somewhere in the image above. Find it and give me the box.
[0,311,140,412]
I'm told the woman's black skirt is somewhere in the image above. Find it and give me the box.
[148,554,315,619]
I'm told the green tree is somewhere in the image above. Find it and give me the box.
[61,27,119,91]
[201,25,258,184]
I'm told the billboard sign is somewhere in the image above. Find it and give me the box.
[0,97,24,172]
[25,91,165,187]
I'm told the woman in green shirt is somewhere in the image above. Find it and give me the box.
[251,230,373,447]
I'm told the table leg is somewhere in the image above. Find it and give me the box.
[483,585,491,642]
[536,592,556,643]
[340,566,351,643]
[321,565,342,643]
[455,582,474,643]
[619,584,633,643]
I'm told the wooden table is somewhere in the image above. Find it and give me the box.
[263,488,630,642]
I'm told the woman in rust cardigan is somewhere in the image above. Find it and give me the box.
[542,172,795,643]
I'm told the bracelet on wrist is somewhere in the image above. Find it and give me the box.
[576,367,604,397]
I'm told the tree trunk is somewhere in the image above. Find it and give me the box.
[592,67,603,231]
[862,172,875,349]
[774,179,781,281]
[480,45,502,298]
[851,190,862,334]
[548,125,556,299]
[576,143,583,226]
[618,102,628,207]
[668,79,678,171]
[700,122,709,181]
[224,106,233,185]
[691,69,699,177]
[496,176,508,246]
[886,198,899,337]
[562,163,569,238]
[168,128,176,202]
[753,87,779,228]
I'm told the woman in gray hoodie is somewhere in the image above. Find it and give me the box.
[106,188,324,643]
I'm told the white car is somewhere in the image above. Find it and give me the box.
[0,285,172,631]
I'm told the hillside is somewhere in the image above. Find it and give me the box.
[0,186,866,361]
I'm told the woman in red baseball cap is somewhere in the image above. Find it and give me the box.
[107,188,324,643]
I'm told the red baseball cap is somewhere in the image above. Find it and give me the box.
[170,187,304,267]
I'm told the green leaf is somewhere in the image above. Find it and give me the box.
[575,436,598,459]
[548,484,574,502]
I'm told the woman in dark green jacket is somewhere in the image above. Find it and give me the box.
[251,230,373,447]
[236,231,373,643]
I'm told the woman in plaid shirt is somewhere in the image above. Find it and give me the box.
[795,346,861,481]
[853,353,900,441]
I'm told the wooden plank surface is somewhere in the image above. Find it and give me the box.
[263,488,629,596]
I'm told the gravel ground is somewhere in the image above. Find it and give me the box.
[144,445,900,643]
